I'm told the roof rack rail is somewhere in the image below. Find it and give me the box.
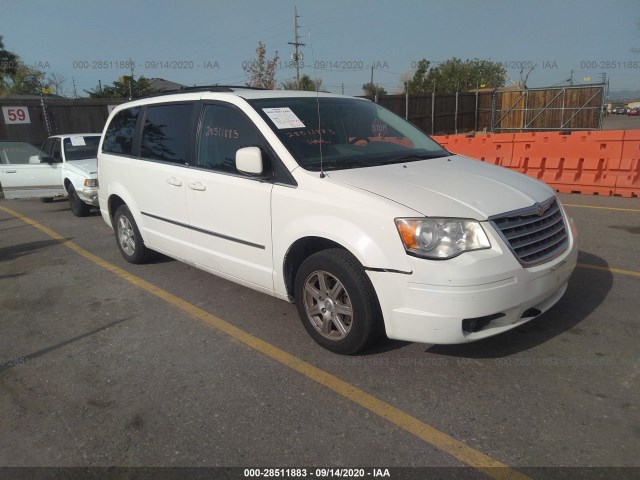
[144,85,267,98]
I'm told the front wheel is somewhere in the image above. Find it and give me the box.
[68,185,91,217]
[294,249,384,354]
[113,205,151,264]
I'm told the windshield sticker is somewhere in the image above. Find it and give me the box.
[262,107,305,129]
[70,136,87,146]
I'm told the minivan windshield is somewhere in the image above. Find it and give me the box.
[249,97,449,171]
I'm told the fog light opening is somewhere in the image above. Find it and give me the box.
[462,313,506,333]
[521,308,542,319]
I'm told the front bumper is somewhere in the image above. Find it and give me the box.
[79,186,99,207]
[368,217,578,345]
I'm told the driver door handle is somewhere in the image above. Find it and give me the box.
[167,177,182,187]
[3,170,17,173]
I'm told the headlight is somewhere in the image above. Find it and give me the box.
[395,218,491,259]
[84,179,98,187]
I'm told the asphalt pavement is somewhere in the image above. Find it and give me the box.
[0,194,639,479]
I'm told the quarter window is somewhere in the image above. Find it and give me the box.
[140,104,193,164]
[103,107,140,155]
[197,104,268,174]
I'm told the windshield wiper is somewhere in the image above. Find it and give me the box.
[381,153,447,165]
[302,158,371,171]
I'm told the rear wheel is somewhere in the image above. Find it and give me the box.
[113,205,151,264]
[68,185,91,217]
[294,249,383,354]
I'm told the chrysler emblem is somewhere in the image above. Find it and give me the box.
[536,204,546,216]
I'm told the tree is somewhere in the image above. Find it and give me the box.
[0,35,19,94]
[407,57,506,94]
[281,74,322,91]
[406,59,432,94]
[47,72,67,96]
[1,35,53,96]
[362,82,387,96]
[85,76,156,99]
[6,64,45,95]
[243,41,279,89]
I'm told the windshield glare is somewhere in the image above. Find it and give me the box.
[63,136,100,161]
[250,97,448,171]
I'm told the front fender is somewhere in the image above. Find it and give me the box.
[271,183,415,297]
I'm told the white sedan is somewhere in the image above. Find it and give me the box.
[0,134,101,216]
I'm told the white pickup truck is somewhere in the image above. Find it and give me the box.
[0,133,101,216]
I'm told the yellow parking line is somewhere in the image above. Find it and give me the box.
[564,203,640,213]
[0,204,528,480]
[577,263,640,278]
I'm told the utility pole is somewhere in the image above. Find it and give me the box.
[72,77,78,99]
[128,57,135,100]
[288,6,305,87]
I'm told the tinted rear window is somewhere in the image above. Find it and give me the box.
[140,103,193,164]
[103,107,140,155]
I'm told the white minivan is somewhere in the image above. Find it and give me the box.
[97,87,578,354]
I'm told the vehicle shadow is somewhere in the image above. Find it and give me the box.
[49,204,102,217]
[423,250,613,358]
[145,251,176,264]
[0,239,62,263]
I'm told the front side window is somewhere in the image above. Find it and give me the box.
[63,136,100,161]
[0,142,47,164]
[140,103,193,164]
[196,104,268,174]
[249,97,448,171]
[103,107,140,155]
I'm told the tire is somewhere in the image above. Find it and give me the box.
[68,184,91,217]
[113,205,151,264]
[294,248,384,354]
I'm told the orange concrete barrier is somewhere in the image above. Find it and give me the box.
[614,130,640,198]
[434,133,514,166]
[432,130,639,197]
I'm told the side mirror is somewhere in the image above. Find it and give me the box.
[236,147,264,175]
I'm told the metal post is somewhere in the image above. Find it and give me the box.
[598,82,606,130]
[475,83,479,132]
[405,82,409,120]
[560,88,566,129]
[431,90,435,135]
[490,90,497,132]
[455,89,459,135]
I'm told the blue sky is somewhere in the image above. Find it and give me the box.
[2,0,639,96]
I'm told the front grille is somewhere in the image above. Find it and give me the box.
[490,198,568,267]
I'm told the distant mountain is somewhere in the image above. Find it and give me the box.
[608,90,640,102]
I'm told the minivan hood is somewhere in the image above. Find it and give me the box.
[66,158,97,176]
[326,155,555,220]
